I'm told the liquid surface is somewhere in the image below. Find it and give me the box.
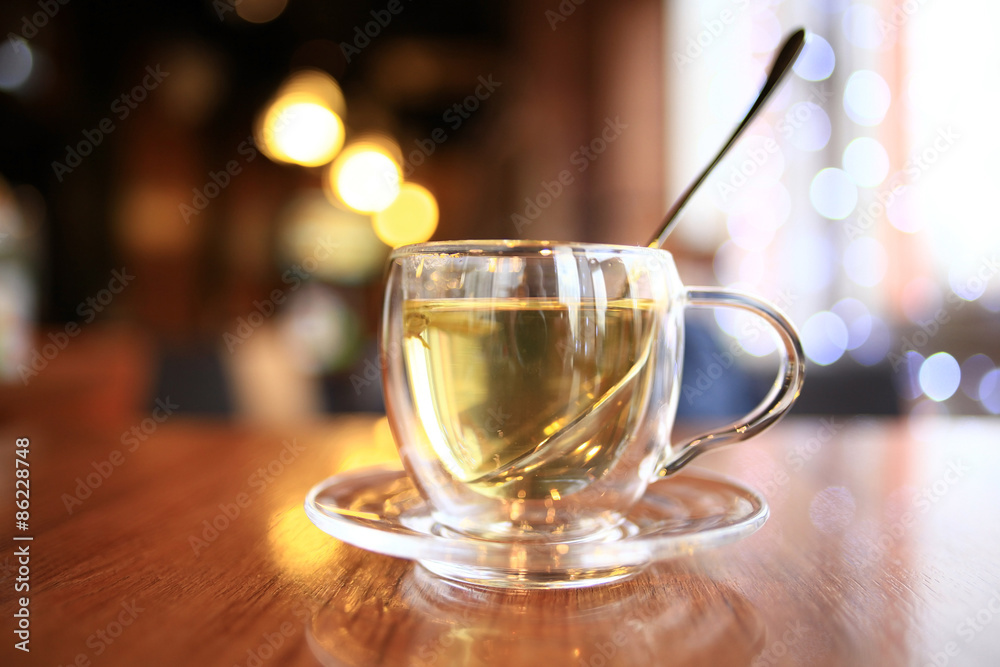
[403,298,659,498]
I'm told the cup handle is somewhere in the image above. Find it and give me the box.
[655,287,806,478]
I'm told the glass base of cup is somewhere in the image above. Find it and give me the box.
[418,559,643,589]
[429,512,634,545]
[304,465,767,590]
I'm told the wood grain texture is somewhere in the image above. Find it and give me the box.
[2,413,1000,666]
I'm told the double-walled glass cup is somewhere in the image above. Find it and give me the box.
[381,240,804,544]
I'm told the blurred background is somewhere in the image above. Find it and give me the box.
[0,0,997,431]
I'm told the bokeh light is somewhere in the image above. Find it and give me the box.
[807,0,849,15]
[279,191,388,285]
[326,139,402,213]
[750,11,782,54]
[713,240,741,286]
[848,316,891,366]
[810,168,858,219]
[372,182,439,247]
[739,251,766,286]
[919,352,961,402]
[842,137,890,187]
[786,103,832,152]
[786,233,837,294]
[831,297,872,350]
[260,102,344,167]
[236,0,288,24]
[712,283,778,357]
[842,5,884,50]
[899,351,925,400]
[793,32,835,82]
[843,237,888,287]
[960,354,995,401]
[843,70,891,126]
[281,284,360,374]
[949,258,990,302]
[256,70,347,167]
[0,38,33,91]
[980,369,1000,414]
[802,311,849,366]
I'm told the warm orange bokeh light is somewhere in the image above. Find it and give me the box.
[372,182,439,247]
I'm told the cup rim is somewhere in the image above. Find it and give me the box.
[390,239,674,259]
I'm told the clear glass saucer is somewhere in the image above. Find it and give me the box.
[304,465,767,589]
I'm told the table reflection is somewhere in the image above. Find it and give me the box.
[306,558,765,666]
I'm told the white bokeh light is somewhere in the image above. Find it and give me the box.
[810,168,858,220]
[0,38,33,91]
[980,369,1000,414]
[713,240,742,286]
[739,251,766,285]
[960,354,995,401]
[844,70,892,126]
[751,11,782,53]
[843,237,889,287]
[949,259,990,301]
[802,311,849,366]
[843,4,884,50]
[831,297,872,350]
[843,137,890,187]
[727,211,776,252]
[787,233,836,294]
[899,351,925,401]
[786,103,832,152]
[919,352,961,402]
[793,33,836,82]
[848,316,891,366]
[714,313,780,358]
[807,0,850,15]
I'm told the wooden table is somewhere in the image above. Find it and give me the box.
[3,413,999,666]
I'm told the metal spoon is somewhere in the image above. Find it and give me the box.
[647,28,806,249]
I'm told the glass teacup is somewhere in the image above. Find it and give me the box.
[381,240,804,543]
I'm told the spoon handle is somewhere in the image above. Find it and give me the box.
[647,28,806,249]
